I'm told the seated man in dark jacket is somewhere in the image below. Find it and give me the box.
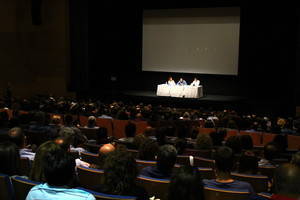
[140,144,177,179]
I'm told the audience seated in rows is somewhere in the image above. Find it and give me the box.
[258,142,279,167]
[95,143,115,169]
[195,133,213,150]
[118,122,136,148]
[29,141,62,182]
[26,146,95,200]
[209,128,227,146]
[93,148,148,200]
[96,127,111,144]
[0,141,20,176]
[203,146,255,195]
[138,138,159,161]
[168,165,204,200]
[140,144,177,179]
[132,134,147,150]
[28,111,57,140]
[291,152,300,167]
[54,137,90,168]
[8,127,35,161]
[85,116,99,129]
[271,164,300,200]
[238,151,259,175]
[59,127,88,153]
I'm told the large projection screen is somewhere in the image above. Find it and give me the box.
[142,8,240,75]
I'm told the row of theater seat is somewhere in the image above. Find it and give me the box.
[79,150,275,194]
[2,109,300,149]
[0,173,272,200]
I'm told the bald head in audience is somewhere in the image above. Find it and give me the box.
[97,143,115,169]
[274,163,300,199]
[99,143,115,156]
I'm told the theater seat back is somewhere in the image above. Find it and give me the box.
[204,186,250,200]
[77,166,104,190]
[11,176,40,200]
[136,175,170,200]
[0,173,14,200]
[78,187,137,200]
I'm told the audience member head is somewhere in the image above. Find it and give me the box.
[43,148,75,186]
[125,122,136,138]
[34,111,46,125]
[291,152,300,167]
[72,131,88,148]
[204,120,215,128]
[143,126,156,137]
[238,151,258,174]
[273,164,300,198]
[227,119,238,129]
[155,127,168,146]
[190,126,199,139]
[277,118,286,128]
[103,149,138,195]
[138,138,159,160]
[240,135,253,150]
[210,129,226,146]
[99,143,115,156]
[96,127,109,144]
[7,127,25,148]
[214,146,234,175]
[195,134,213,150]
[0,111,9,127]
[29,141,62,182]
[51,115,61,125]
[273,134,288,152]
[87,116,97,128]
[64,114,74,126]
[132,134,147,150]
[157,145,177,174]
[0,142,20,176]
[54,137,71,152]
[58,127,75,145]
[176,124,190,138]
[182,112,191,120]
[175,138,187,155]
[264,142,279,162]
[225,136,242,155]
[168,165,204,200]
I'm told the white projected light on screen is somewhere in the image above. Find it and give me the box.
[142,8,240,75]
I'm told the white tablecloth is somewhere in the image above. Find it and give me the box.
[156,84,203,98]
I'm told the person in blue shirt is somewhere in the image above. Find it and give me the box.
[177,78,187,86]
[203,146,255,195]
[26,146,95,200]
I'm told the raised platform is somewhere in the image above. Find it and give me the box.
[121,90,246,110]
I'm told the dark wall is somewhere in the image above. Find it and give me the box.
[238,2,296,101]
[0,0,73,98]
[69,0,89,92]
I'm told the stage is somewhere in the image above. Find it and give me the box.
[120,90,246,111]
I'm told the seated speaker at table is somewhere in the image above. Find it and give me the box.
[166,76,176,86]
[190,77,200,86]
[177,78,187,86]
